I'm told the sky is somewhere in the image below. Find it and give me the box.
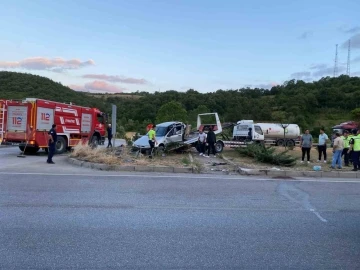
[0,0,360,93]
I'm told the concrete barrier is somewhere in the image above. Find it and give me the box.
[114,165,135,171]
[321,171,340,178]
[153,166,175,173]
[67,157,359,178]
[338,172,358,178]
[135,166,154,172]
[174,167,193,173]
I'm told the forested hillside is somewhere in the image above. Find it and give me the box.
[1,71,360,135]
[0,71,106,110]
[108,75,360,134]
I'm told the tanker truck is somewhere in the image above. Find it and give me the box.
[256,123,301,146]
[232,120,301,147]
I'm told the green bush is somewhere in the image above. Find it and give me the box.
[236,144,297,167]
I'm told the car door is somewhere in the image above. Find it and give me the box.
[254,125,264,140]
[166,124,183,143]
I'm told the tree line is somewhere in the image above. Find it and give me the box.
[1,71,360,136]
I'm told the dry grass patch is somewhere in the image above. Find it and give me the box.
[70,143,191,168]
[71,143,120,165]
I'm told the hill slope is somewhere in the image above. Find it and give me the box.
[0,71,106,110]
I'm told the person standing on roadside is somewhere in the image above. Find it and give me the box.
[341,130,351,166]
[205,127,216,158]
[148,125,157,158]
[197,129,207,156]
[300,129,312,164]
[331,132,344,169]
[47,124,57,164]
[107,124,113,148]
[247,128,252,142]
[317,128,329,163]
[349,129,360,171]
[348,129,357,165]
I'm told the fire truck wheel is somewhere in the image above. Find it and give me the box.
[28,147,39,154]
[19,146,40,154]
[19,146,39,154]
[55,137,67,154]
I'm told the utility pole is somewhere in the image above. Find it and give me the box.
[280,123,289,149]
[347,39,351,76]
[333,44,338,77]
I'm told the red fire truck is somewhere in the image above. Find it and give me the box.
[0,98,107,154]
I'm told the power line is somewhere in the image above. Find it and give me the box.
[333,44,338,77]
[347,39,351,76]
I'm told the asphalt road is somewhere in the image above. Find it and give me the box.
[0,146,360,269]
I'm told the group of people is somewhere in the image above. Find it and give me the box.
[300,128,360,171]
[106,122,360,171]
[197,127,217,158]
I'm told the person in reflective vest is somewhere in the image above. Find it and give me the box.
[148,125,157,158]
[348,129,357,165]
[348,129,360,171]
[341,130,351,166]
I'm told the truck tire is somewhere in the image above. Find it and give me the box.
[19,146,39,154]
[276,139,285,147]
[215,141,224,153]
[286,140,295,147]
[55,136,67,154]
[28,147,40,154]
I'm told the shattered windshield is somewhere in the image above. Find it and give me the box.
[155,126,168,136]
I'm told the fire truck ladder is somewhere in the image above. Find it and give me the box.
[0,102,5,144]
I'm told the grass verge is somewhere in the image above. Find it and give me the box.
[70,143,191,167]
[235,144,297,167]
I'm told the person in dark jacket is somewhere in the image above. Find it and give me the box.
[107,124,113,148]
[47,124,57,164]
[247,128,252,141]
[205,126,217,157]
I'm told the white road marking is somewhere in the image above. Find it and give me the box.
[278,183,329,223]
[0,203,340,213]
[0,171,359,183]
[310,209,328,223]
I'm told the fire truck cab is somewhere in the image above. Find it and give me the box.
[0,98,107,154]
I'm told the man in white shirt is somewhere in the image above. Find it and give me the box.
[318,128,329,163]
[198,129,207,156]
